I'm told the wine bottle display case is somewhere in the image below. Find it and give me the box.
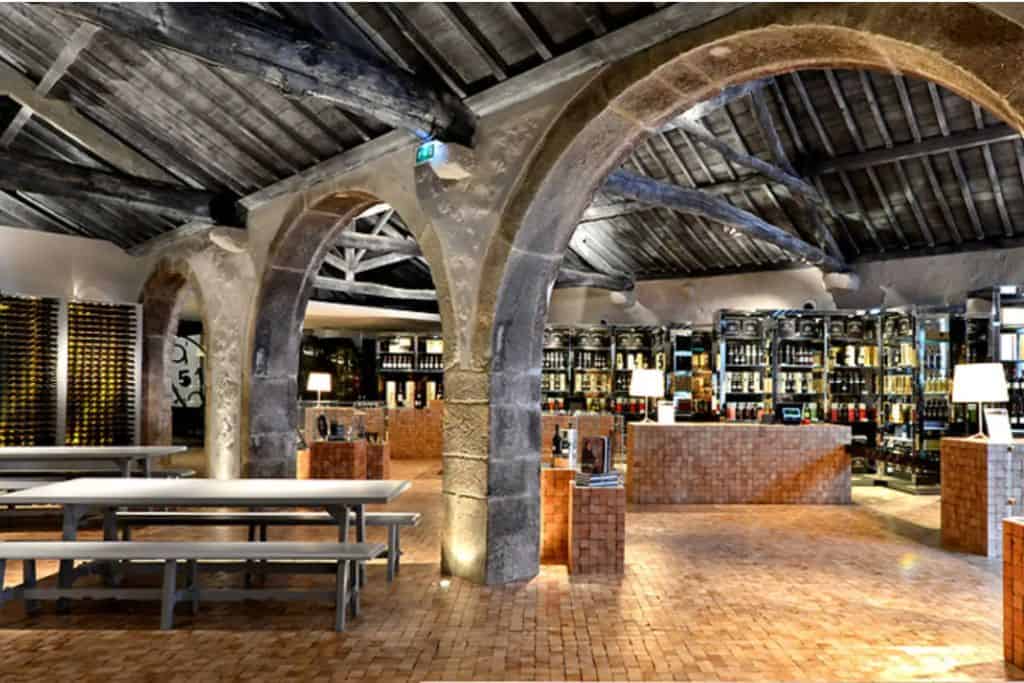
[0,293,141,446]
[375,334,444,408]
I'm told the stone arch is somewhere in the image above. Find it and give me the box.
[140,257,207,451]
[247,190,455,477]
[475,4,1024,581]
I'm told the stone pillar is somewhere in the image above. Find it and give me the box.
[139,264,187,447]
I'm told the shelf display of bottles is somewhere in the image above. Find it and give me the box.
[379,353,415,370]
[65,301,139,446]
[0,294,60,446]
[770,313,826,422]
[375,334,445,407]
[717,312,768,421]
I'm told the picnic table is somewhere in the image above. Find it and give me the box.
[0,477,411,598]
[0,446,188,478]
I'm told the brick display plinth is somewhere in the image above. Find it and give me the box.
[541,468,574,564]
[296,449,310,480]
[304,440,367,479]
[627,423,852,504]
[366,442,391,480]
[569,482,625,574]
[942,437,1024,557]
[386,401,444,460]
[1004,518,1024,666]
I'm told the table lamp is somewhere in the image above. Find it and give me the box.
[952,363,1008,439]
[306,372,332,406]
[630,368,665,422]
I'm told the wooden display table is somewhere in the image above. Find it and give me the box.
[569,482,625,575]
[941,437,1024,557]
[627,422,852,505]
[366,442,391,480]
[540,468,574,564]
[303,441,367,480]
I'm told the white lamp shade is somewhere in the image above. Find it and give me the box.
[629,368,665,398]
[306,372,332,393]
[952,363,1008,404]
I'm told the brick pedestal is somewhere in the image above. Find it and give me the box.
[569,482,625,575]
[627,423,852,504]
[296,448,311,480]
[366,442,391,480]
[942,437,1024,557]
[304,440,367,479]
[1004,518,1024,666]
[388,401,444,459]
[541,468,574,564]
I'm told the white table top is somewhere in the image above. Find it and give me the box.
[0,446,187,460]
[0,477,411,507]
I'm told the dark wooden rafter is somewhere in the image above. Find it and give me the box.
[808,121,1021,175]
[0,150,240,225]
[844,71,912,249]
[926,81,986,241]
[749,86,844,261]
[787,72,886,252]
[603,170,846,272]
[890,74,958,245]
[659,79,769,128]
[971,101,1014,237]
[58,3,477,145]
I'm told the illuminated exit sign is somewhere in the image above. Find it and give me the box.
[416,140,439,164]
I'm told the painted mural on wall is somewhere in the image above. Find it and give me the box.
[171,333,205,408]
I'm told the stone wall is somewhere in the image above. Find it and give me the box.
[941,438,1024,557]
[627,423,852,504]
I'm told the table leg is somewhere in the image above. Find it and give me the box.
[118,459,131,478]
[143,458,152,479]
[355,504,366,587]
[57,504,86,612]
[102,507,120,586]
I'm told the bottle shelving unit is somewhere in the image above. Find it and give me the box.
[771,311,827,423]
[716,311,769,421]
[375,333,444,407]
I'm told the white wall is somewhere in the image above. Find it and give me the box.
[548,267,835,327]
[0,225,148,303]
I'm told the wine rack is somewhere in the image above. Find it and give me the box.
[65,301,140,446]
[0,294,141,447]
[0,294,59,445]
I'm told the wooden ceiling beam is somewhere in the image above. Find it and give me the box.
[555,268,634,291]
[809,121,1020,175]
[314,276,437,301]
[603,170,846,272]
[60,3,477,146]
[0,150,240,225]
[334,232,422,255]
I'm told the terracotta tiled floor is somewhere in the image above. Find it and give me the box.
[1,460,1020,682]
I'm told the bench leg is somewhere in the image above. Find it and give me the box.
[102,508,121,587]
[188,560,199,616]
[22,560,38,614]
[349,559,360,618]
[160,559,178,630]
[386,526,398,583]
[334,560,349,632]
[121,525,132,541]
[395,530,402,576]
[355,505,366,587]
[244,524,256,588]
[57,504,86,612]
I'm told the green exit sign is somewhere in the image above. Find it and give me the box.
[416,141,437,164]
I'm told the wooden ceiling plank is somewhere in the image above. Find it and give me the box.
[315,275,437,301]
[505,4,554,60]
[891,74,959,245]
[972,101,1014,237]
[437,3,508,82]
[830,70,910,249]
[790,71,884,252]
[926,81,986,241]
[379,5,468,100]
[60,3,476,145]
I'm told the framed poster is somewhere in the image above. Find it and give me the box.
[985,408,1014,444]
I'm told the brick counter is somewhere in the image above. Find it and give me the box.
[942,438,1024,557]
[626,422,852,504]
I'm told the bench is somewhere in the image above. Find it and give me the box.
[0,541,385,631]
[0,467,196,479]
[117,510,421,581]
